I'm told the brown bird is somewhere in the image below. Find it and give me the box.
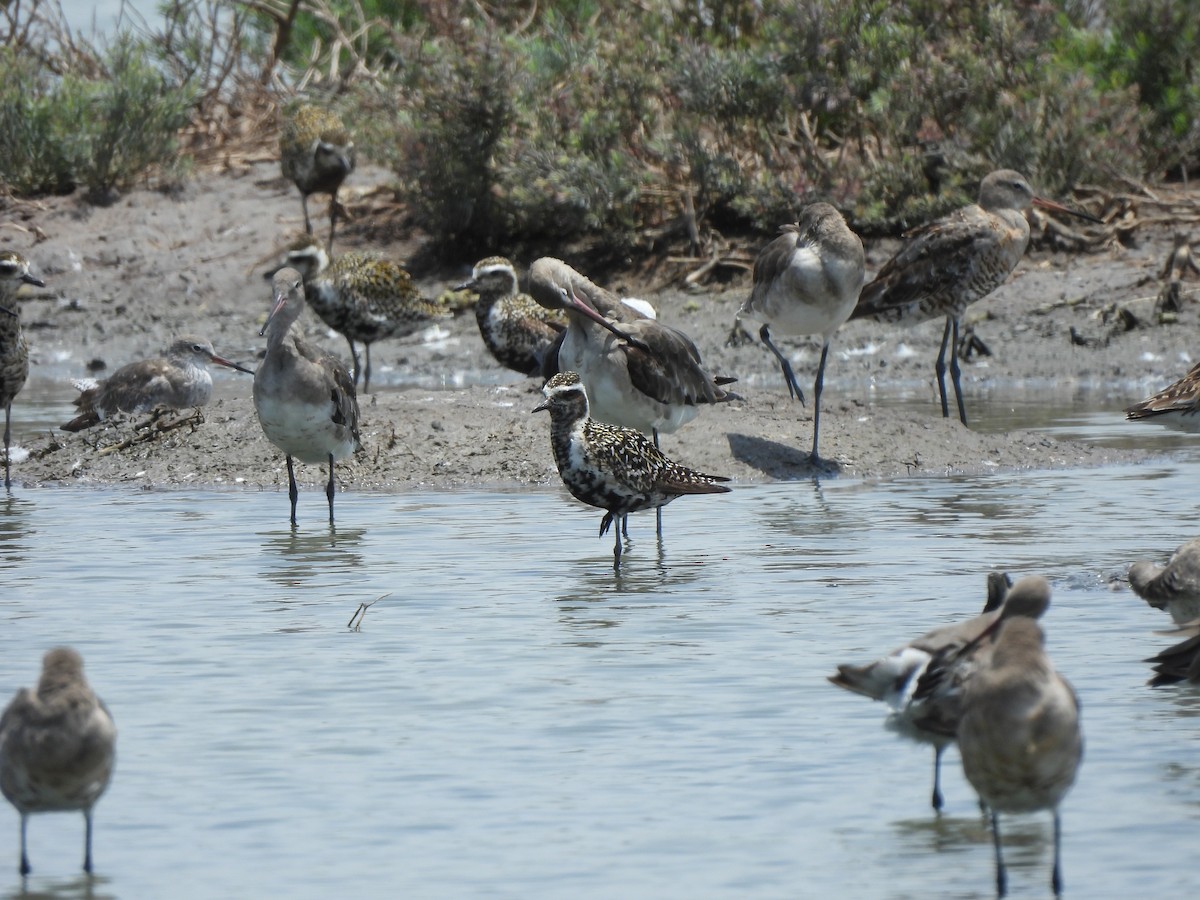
[738,202,865,464]
[61,336,254,432]
[1128,537,1200,625]
[1,647,117,876]
[851,170,1099,425]
[1160,232,1200,281]
[0,250,43,489]
[279,102,356,253]
[1125,361,1200,431]
[955,578,1082,898]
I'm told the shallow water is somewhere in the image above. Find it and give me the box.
[3,407,1200,898]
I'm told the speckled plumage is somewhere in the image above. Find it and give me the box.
[739,202,865,462]
[0,251,44,488]
[280,234,451,392]
[279,103,356,251]
[457,257,566,376]
[254,267,361,527]
[1125,361,1200,430]
[1,647,116,876]
[61,336,253,432]
[852,170,1095,425]
[534,371,730,567]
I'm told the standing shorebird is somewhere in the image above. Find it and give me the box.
[1,647,117,876]
[738,202,865,464]
[829,571,1015,812]
[279,102,356,252]
[1124,361,1200,430]
[955,578,1081,898]
[275,234,452,392]
[254,267,361,527]
[456,256,567,376]
[534,371,731,569]
[0,251,44,489]
[851,170,1099,425]
[60,336,254,431]
[1128,537,1200,624]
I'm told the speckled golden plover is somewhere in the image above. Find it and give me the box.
[457,256,566,377]
[279,102,356,252]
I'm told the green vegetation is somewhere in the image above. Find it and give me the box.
[2,0,1197,259]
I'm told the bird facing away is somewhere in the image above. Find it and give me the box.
[738,202,865,465]
[534,371,731,569]
[60,336,254,432]
[254,267,361,527]
[456,256,567,376]
[829,570,1015,812]
[275,234,452,393]
[1144,617,1200,686]
[1,647,117,876]
[1124,361,1200,431]
[279,102,356,253]
[955,579,1081,898]
[528,257,737,439]
[1128,537,1200,625]
[851,169,1099,426]
[0,250,44,489]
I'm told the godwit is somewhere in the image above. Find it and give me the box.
[274,234,452,392]
[955,578,1081,898]
[1144,617,1200,686]
[534,371,731,569]
[738,202,865,464]
[0,251,44,489]
[829,571,1013,811]
[254,267,361,527]
[1128,537,1200,624]
[279,102,356,252]
[1,647,117,876]
[456,256,566,376]
[851,170,1099,425]
[1125,362,1200,431]
[61,336,254,432]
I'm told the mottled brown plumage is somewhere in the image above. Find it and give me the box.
[534,371,731,568]
[852,170,1096,425]
[61,336,253,432]
[1125,361,1200,430]
[456,257,566,376]
[279,103,356,252]
[0,250,44,489]
[277,234,451,392]
[1,647,117,876]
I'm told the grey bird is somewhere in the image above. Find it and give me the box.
[0,250,44,489]
[1,647,117,876]
[279,102,356,253]
[738,202,865,464]
[1128,537,1200,625]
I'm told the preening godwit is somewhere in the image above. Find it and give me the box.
[1128,537,1200,625]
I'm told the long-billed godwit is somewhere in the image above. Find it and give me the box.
[1128,537,1200,624]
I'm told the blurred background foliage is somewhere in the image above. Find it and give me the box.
[1,0,1197,260]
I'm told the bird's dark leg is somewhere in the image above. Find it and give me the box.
[949,316,968,425]
[346,337,362,388]
[3,401,11,489]
[301,193,313,235]
[653,429,663,537]
[811,340,830,462]
[935,316,953,419]
[325,452,336,527]
[327,187,339,254]
[759,324,805,404]
[1052,810,1063,897]
[931,744,945,812]
[286,455,299,527]
[83,809,94,874]
[363,344,372,394]
[991,810,1008,898]
[19,812,29,876]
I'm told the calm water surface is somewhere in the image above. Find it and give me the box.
[3,401,1200,898]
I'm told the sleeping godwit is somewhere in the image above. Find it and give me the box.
[955,578,1081,898]
[829,571,1014,811]
[60,336,253,431]
[456,256,566,376]
[1128,537,1200,624]
[738,202,865,464]
[1,647,117,876]
[534,372,731,569]
[254,267,361,527]
[1125,362,1200,430]
[274,234,452,392]
[0,251,44,489]
[851,170,1099,425]
[279,102,356,252]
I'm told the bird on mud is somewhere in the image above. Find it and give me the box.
[0,250,44,489]
[279,102,356,253]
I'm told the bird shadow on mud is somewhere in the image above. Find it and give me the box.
[726,432,842,479]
